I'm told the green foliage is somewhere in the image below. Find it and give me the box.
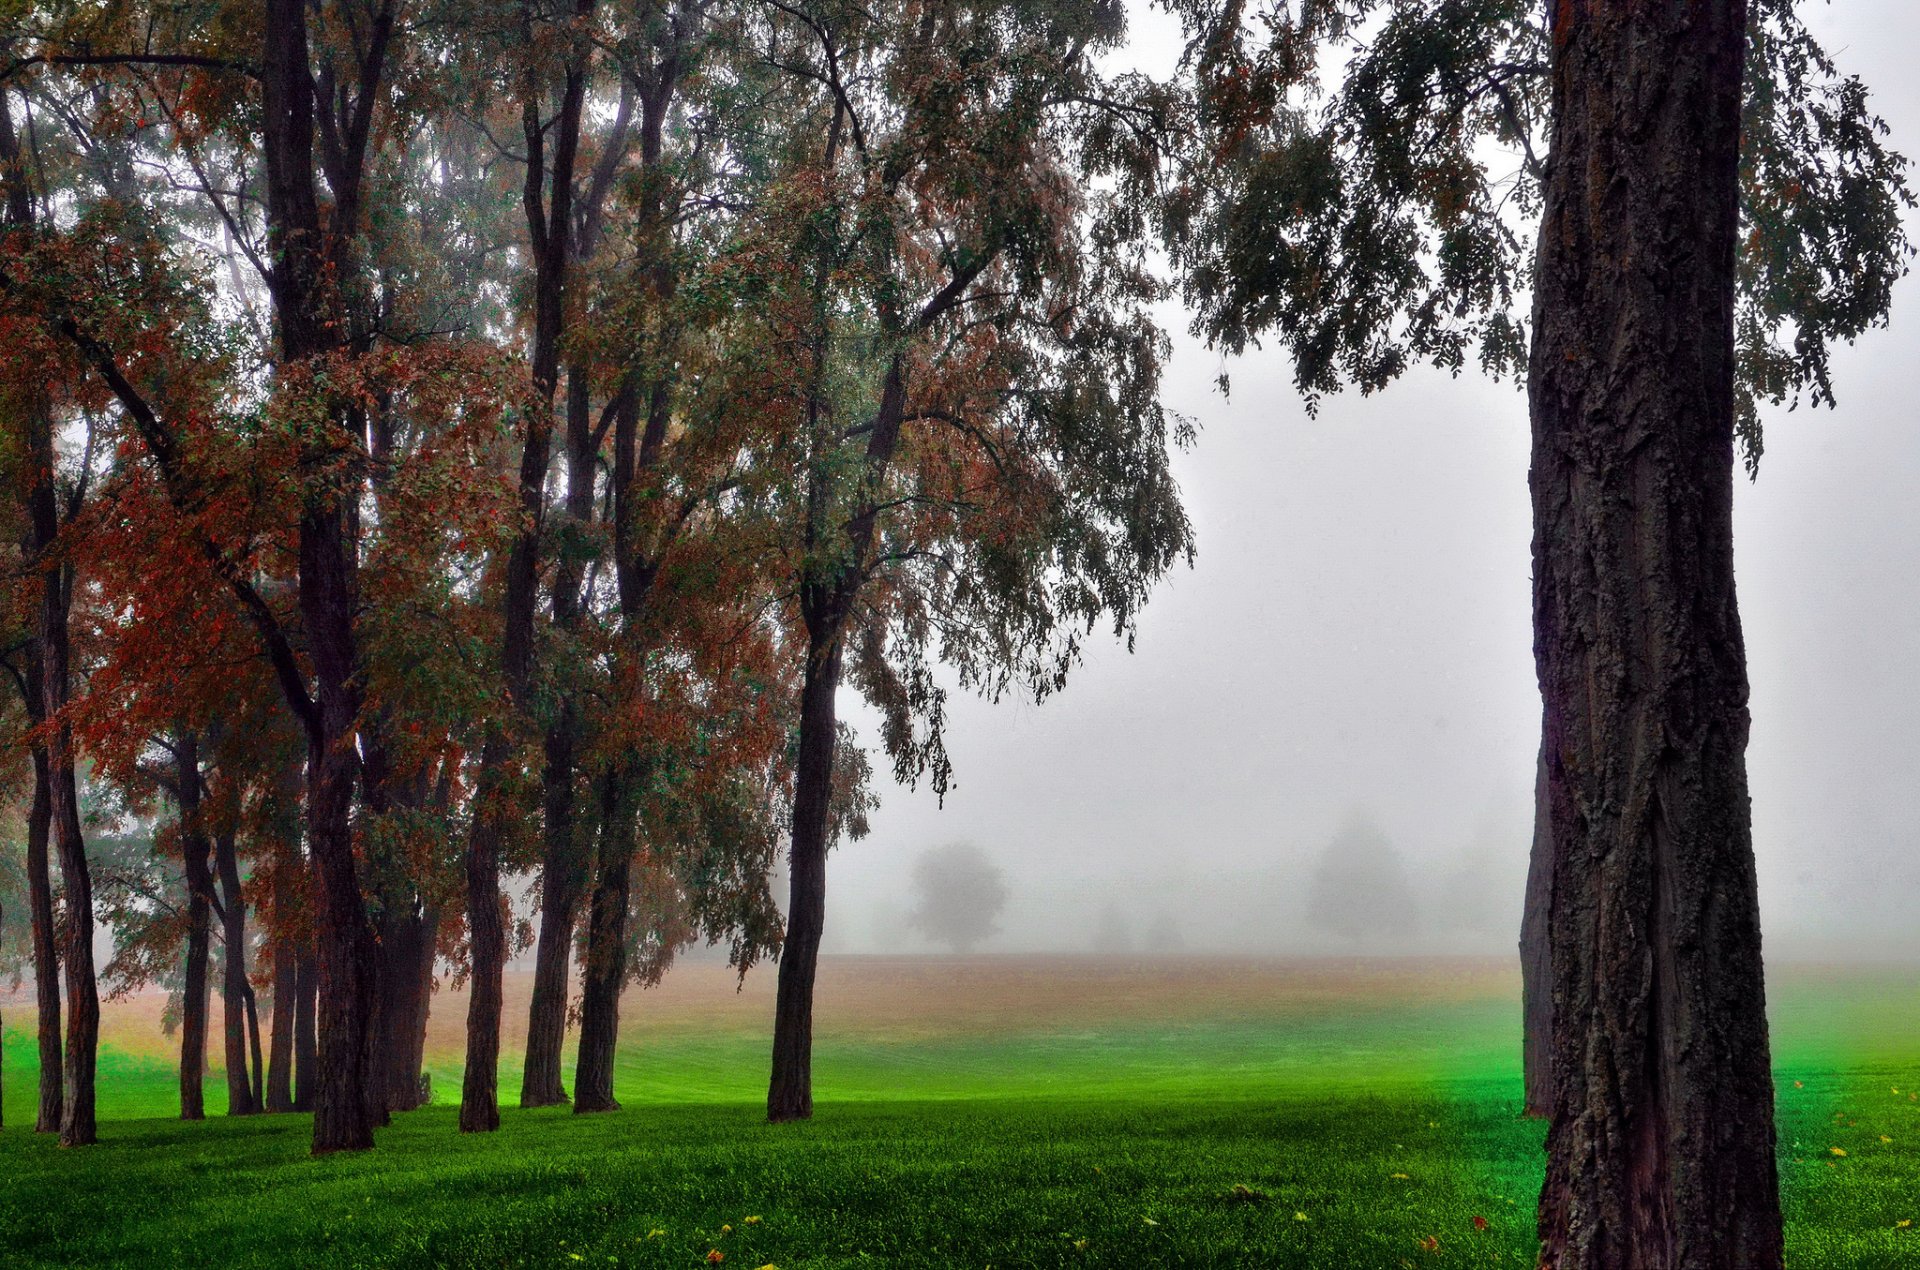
[1164,0,1913,467]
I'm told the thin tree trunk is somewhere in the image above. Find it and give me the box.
[176,732,214,1122]
[26,743,60,1133]
[573,771,633,1114]
[214,830,258,1117]
[244,981,265,1110]
[376,903,437,1112]
[265,875,298,1113]
[292,944,317,1113]
[767,633,842,1122]
[1530,3,1781,1265]
[1519,742,1551,1119]
[521,368,597,1111]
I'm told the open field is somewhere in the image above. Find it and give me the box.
[4,957,1919,1267]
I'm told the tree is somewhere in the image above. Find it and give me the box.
[1304,814,1417,950]
[749,0,1191,1124]
[1163,1,1909,1259]
[906,843,1008,955]
[1528,5,1782,1262]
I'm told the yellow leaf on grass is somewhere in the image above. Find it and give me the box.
[1294,1212,1309,1222]
[1831,1148,1848,1158]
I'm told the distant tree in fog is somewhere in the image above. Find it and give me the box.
[1091,903,1134,955]
[1145,911,1184,954]
[906,843,1010,955]
[1306,815,1419,948]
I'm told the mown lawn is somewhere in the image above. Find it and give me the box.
[2,958,1917,1268]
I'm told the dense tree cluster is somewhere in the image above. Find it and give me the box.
[0,1,1909,1265]
[0,0,1190,1151]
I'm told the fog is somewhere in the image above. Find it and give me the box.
[823,1,1920,962]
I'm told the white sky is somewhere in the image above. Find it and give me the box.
[822,0,1920,957]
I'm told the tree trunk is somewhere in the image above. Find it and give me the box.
[176,733,214,1122]
[1519,742,1551,1119]
[521,365,598,1111]
[520,732,583,1106]
[768,632,843,1123]
[1530,3,1781,1265]
[573,771,634,1114]
[26,744,60,1133]
[265,877,298,1113]
[214,831,258,1117]
[376,902,438,1113]
[459,752,508,1134]
[292,944,317,1113]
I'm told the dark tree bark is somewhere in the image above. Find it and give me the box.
[291,944,317,1113]
[1530,3,1781,1266]
[213,830,258,1116]
[176,733,214,1121]
[767,632,843,1122]
[265,866,298,1113]
[375,902,439,1113]
[26,743,60,1133]
[1519,743,1551,1119]
[29,398,97,1146]
[522,77,634,1111]
[259,0,390,1154]
[459,0,595,1135]
[572,773,634,1114]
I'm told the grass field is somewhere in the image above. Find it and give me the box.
[3,956,1918,1268]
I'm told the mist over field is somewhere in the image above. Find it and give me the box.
[799,0,1920,967]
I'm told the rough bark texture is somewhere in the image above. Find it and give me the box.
[177,734,213,1121]
[573,773,634,1114]
[1530,2,1782,1265]
[26,744,61,1133]
[1520,743,1552,1119]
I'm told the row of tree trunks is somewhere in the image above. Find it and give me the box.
[461,0,597,1132]
[1528,1,1782,1266]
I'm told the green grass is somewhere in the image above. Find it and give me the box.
[2,961,1918,1268]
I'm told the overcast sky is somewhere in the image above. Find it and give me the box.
[823,1,1920,958]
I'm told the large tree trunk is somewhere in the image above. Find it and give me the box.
[1519,743,1551,1119]
[176,733,214,1121]
[214,830,258,1116]
[26,744,60,1133]
[767,632,843,1123]
[573,772,634,1114]
[1530,3,1781,1266]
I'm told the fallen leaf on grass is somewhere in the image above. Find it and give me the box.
[1472,1216,1489,1231]
[706,1252,725,1265]
[1391,1173,1410,1180]
[1227,1184,1268,1204]
[1416,1235,1440,1253]
[1832,1148,1849,1158]
[1294,1212,1309,1223]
